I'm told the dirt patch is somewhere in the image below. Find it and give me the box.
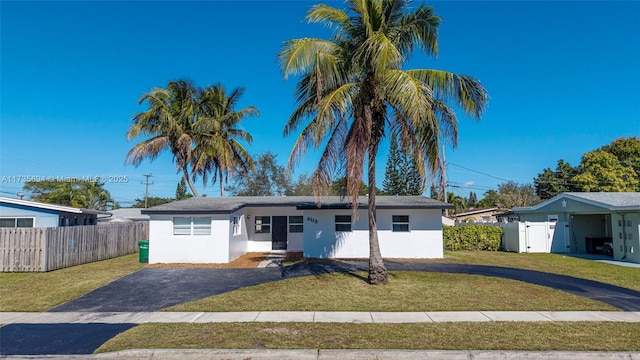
[283,252,304,262]
[148,252,269,269]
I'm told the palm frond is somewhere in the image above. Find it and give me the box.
[406,69,489,119]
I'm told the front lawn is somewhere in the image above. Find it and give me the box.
[0,253,144,312]
[166,271,615,312]
[96,322,640,353]
[439,251,640,291]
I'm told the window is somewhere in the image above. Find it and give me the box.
[335,215,352,232]
[255,216,271,233]
[193,217,211,235]
[0,217,34,228]
[289,216,303,233]
[232,216,241,235]
[173,217,211,236]
[392,215,409,232]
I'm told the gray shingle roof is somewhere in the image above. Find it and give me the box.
[564,192,640,208]
[513,192,640,212]
[141,196,451,214]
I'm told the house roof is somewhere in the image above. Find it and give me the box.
[513,192,640,213]
[141,196,452,215]
[451,207,499,218]
[0,196,108,215]
[99,208,149,222]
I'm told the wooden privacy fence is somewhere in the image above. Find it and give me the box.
[0,222,148,272]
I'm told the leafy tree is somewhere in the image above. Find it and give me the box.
[330,177,369,197]
[175,178,193,200]
[572,150,639,192]
[126,80,201,196]
[533,137,640,196]
[467,191,478,208]
[429,183,440,200]
[533,159,577,199]
[447,192,467,213]
[132,196,174,208]
[382,135,404,195]
[279,0,487,284]
[191,83,258,197]
[226,152,291,196]
[601,136,640,179]
[286,173,315,196]
[496,181,540,209]
[23,180,116,210]
[477,189,499,208]
[383,134,425,195]
[405,155,425,195]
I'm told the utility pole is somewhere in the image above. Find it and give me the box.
[440,144,449,216]
[142,174,154,208]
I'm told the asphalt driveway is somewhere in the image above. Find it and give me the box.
[4,260,640,356]
[50,261,640,312]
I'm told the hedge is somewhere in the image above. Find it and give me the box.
[443,224,503,251]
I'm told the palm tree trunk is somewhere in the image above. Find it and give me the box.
[182,167,200,197]
[367,144,388,285]
[219,168,225,197]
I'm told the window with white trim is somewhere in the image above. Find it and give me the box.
[232,216,241,235]
[289,216,303,233]
[255,216,271,233]
[392,215,410,232]
[335,215,352,232]
[173,217,211,236]
[0,217,34,228]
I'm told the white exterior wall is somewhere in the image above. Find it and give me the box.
[243,206,304,252]
[303,208,444,259]
[611,213,640,264]
[148,214,231,264]
[228,210,249,262]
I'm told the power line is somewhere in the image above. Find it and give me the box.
[448,163,512,182]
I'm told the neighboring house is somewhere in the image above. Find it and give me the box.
[502,192,640,264]
[141,196,452,264]
[0,196,106,228]
[99,208,150,223]
[452,207,500,223]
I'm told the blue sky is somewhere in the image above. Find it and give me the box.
[1,1,639,207]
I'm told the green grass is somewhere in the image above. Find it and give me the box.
[166,271,615,312]
[437,251,640,291]
[0,253,144,312]
[96,322,640,353]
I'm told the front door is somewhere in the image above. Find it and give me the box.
[272,216,287,250]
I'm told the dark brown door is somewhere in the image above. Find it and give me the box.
[272,216,287,250]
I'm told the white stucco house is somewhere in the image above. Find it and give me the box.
[141,196,452,264]
[501,192,640,264]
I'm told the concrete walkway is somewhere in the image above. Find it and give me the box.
[3,311,640,324]
[4,349,640,360]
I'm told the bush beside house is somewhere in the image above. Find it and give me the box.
[443,225,502,251]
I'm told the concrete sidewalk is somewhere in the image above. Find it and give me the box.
[3,311,640,324]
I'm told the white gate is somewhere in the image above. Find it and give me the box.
[525,222,549,253]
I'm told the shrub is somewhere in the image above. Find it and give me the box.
[443,224,503,251]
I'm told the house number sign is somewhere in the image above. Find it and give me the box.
[306,217,318,223]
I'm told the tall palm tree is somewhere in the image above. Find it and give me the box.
[279,0,488,284]
[126,80,201,196]
[191,84,258,197]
